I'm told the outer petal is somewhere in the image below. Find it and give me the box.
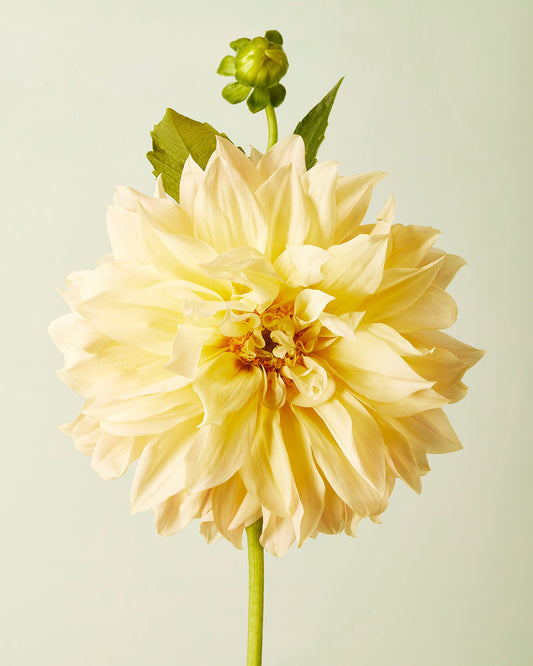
[256,164,311,261]
[193,157,267,253]
[77,287,182,356]
[154,490,206,536]
[302,162,339,248]
[385,408,462,454]
[179,155,206,218]
[260,511,296,557]
[215,136,262,192]
[293,406,381,517]
[91,432,148,480]
[280,406,325,545]
[256,135,306,179]
[384,286,458,331]
[386,224,440,269]
[240,408,294,517]
[317,234,389,313]
[362,256,445,322]
[334,171,388,243]
[317,331,433,403]
[185,397,259,493]
[130,413,204,513]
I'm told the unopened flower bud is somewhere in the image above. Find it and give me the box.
[234,35,288,89]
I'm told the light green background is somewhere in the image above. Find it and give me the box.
[2,1,531,664]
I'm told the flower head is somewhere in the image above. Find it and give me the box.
[50,135,483,556]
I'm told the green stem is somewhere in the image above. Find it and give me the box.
[265,102,278,150]
[246,518,264,666]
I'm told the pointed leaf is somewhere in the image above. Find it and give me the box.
[294,78,344,170]
[146,108,228,203]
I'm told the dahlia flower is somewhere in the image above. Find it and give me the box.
[50,134,482,556]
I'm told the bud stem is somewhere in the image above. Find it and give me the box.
[246,518,264,666]
[265,102,278,150]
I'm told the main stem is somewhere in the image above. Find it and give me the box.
[265,102,278,151]
[246,518,264,666]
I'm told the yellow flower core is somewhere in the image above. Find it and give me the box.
[227,303,303,374]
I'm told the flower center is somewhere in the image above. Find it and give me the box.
[226,303,303,375]
[220,301,335,409]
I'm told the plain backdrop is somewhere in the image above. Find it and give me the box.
[2,1,531,664]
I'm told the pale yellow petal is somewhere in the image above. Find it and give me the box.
[240,408,294,517]
[212,474,249,548]
[60,412,100,455]
[154,490,206,536]
[215,136,262,192]
[334,171,387,243]
[363,256,445,322]
[260,511,296,557]
[316,479,347,535]
[185,397,259,493]
[77,287,182,355]
[193,156,267,253]
[273,245,329,287]
[257,134,306,179]
[130,414,203,513]
[302,162,339,247]
[318,234,389,313]
[167,324,214,379]
[256,164,311,260]
[338,390,387,493]
[409,330,485,369]
[386,224,440,269]
[279,406,325,545]
[363,323,426,357]
[179,154,206,218]
[384,285,457,331]
[106,204,146,264]
[194,351,264,425]
[377,194,396,222]
[359,387,449,417]
[386,408,462,454]
[317,331,433,402]
[377,418,422,493]
[91,432,148,480]
[293,288,334,326]
[293,406,380,517]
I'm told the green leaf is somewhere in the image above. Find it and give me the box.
[247,87,269,114]
[293,77,344,170]
[222,82,251,104]
[265,29,283,45]
[217,55,236,76]
[146,109,226,202]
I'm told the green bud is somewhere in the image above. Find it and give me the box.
[234,34,288,89]
[268,83,286,108]
[247,87,270,114]
[222,82,251,104]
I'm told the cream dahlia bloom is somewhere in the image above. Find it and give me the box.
[50,135,482,556]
